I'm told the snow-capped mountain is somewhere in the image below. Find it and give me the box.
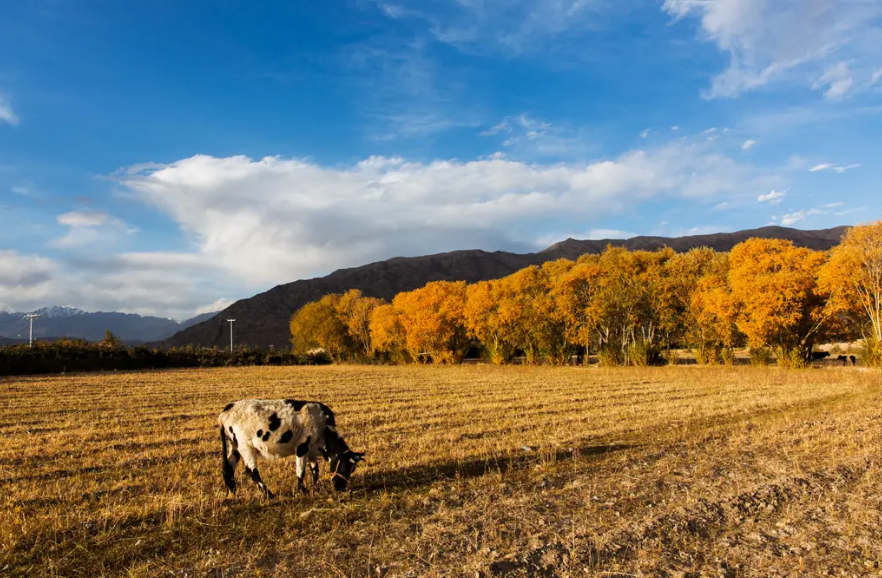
[0,307,218,344]
[30,305,86,318]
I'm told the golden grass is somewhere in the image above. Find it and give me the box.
[1,365,881,577]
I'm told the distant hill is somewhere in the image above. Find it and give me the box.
[162,225,848,349]
[0,309,219,344]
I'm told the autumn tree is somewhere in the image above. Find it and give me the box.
[464,280,517,364]
[369,303,408,362]
[336,289,385,359]
[392,281,469,363]
[818,221,882,366]
[687,252,740,364]
[289,294,352,361]
[728,239,829,367]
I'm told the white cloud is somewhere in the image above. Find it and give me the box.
[833,164,861,174]
[0,92,18,126]
[757,190,785,204]
[374,0,603,55]
[50,210,133,248]
[584,229,634,240]
[779,208,826,227]
[0,249,237,319]
[814,61,854,100]
[195,298,235,315]
[345,39,481,139]
[640,129,650,138]
[480,113,594,158]
[774,202,853,227]
[117,139,778,289]
[741,139,755,150]
[809,162,860,174]
[663,0,882,98]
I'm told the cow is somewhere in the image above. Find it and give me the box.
[811,351,830,361]
[218,399,365,498]
[850,355,857,366]
[837,355,849,366]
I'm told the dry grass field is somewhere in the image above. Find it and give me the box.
[2,365,881,577]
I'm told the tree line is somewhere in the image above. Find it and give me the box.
[289,222,882,368]
[0,333,331,377]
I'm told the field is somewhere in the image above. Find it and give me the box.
[2,366,881,577]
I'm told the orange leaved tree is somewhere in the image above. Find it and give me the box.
[392,281,469,363]
[464,280,516,364]
[687,252,740,364]
[289,294,353,361]
[818,221,882,366]
[336,289,385,359]
[728,238,829,367]
[369,303,408,362]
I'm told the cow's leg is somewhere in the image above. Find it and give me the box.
[295,456,308,492]
[241,448,274,499]
[220,425,241,494]
[309,458,320,486]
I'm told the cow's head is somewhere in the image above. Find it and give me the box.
[329,450,365,491]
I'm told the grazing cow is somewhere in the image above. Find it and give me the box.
[837,355,849,366]
[218,399,365,497]
[811,351,830,361]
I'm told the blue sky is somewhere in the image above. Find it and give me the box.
[1,0,881,318]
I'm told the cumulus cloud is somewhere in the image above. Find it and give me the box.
[118,140,778,289]
[663,0,882,98]
[757,190,785,204]
[0,92,18,126]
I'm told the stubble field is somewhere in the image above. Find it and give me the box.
[1,365,881,577]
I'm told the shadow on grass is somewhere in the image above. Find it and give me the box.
[357,443,636,494]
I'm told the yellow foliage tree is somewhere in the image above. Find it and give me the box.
[729,238,829,367]
[464,280,516,364]
[818,221,882,366]
[289,294,352,361]
[392,281,468,363]
[336,289,385,358]
[369,303,408,362]
[687,253,740,364]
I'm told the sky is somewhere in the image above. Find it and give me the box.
[1,0,881,319]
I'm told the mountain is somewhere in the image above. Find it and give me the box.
[162,225,849,349]
[0,309,219,344]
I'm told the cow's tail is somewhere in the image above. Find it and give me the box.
[220,425,236,493]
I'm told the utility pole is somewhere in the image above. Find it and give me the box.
[24,314,40,347]
[227,319,236,353]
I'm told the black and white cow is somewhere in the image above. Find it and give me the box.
[218,399,365,497]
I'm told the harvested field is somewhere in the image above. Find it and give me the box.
[1,365,881,577]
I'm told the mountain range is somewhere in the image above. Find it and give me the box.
[160,225,848,350]
[0,307,217,345]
